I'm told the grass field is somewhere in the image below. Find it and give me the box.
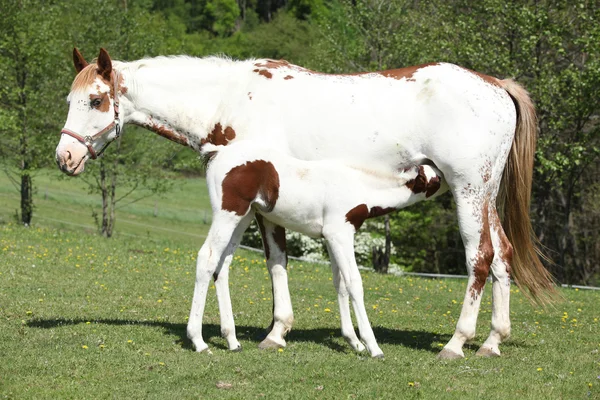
[0,169,213,245]
[1,222,599,399]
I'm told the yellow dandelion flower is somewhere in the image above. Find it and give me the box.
[537,368,542,371]
[82,345,88,349]
[324,308,331,312]
[278,348,283,353]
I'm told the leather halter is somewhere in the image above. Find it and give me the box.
[60,71,121,160]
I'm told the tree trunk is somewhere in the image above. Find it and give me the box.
[20,172,32,226]
[372,215,391,274]
[100,159,110,237]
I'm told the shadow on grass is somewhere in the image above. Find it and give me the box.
[27,318,527,354]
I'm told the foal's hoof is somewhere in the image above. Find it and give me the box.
[258,337,284,350]
[231,345,242,353]
[475,346,500,357]
[372,353,385,360]
[437,348,464,360]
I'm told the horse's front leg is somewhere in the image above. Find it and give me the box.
[255,215,294,349]
[187,211,248,353]
[214,211,255,351]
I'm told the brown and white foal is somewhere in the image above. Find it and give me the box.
[190,142,446,357]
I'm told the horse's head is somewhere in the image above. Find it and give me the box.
[56,48,123,176]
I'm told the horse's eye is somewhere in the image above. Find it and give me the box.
[91,98,102,108]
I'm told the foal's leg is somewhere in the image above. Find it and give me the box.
[256,215,295,349]
[477,206,512,357]
[324,227,383,358]
[330,255,365,352]
[187,211,247,353]
[438,190,494,360]
[214,212,255,351]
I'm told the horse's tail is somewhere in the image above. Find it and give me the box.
[497,79,557,305]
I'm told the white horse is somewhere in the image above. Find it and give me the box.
[198,141,446,356]
[56,48,555,359]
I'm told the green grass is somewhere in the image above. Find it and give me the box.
[1,223,599,399]
[0,169,212,245]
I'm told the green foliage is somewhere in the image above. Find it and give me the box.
[312,0,600,283]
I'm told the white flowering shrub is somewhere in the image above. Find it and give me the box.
[241,219,392,267]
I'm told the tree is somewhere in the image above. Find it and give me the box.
[60,0,187,237]
[311,0,600,284]
[0,0,71,226]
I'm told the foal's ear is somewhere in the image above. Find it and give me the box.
[73,47,88,73]
[97,48,113,81]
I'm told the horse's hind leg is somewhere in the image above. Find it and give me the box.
[214,211,255,351]
[256,216,294,349]
[187,211,249,353]
[438,188,495,360]
[476,206,512,357]
[330,254,365,352]
[324,227,383,358]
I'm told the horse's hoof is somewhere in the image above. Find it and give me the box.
[476,346,500,357]
[372,353,385,359]
[258,337,284,350]
[231,345,242,352]
[437,348,464,360]
[196,346,212,355]
[354,343,366,352]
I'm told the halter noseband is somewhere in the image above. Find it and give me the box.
[61,71,121,160]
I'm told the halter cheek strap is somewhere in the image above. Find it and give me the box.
[61,71,121,160]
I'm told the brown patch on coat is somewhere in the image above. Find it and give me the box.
[470,199,494,298]
[284,75,294,80]
[71,64,101,92]
[369,206,395,218]
[425,175,441,198]
[406,166,428,194]
[462,67,501,88]
[89,93,110,113]
[406,166,442,198]
[253,69,273,79]
[221,160,280,216]
[489,207,513,277]
[201,123,237,147]
[133,119,190,147]
[254,59,291,69]
[345,204,369,231]
[151,123,190,147]
[375,63,438,81]
[255,214,270,259]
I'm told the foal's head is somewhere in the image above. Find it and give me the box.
[56,48,122,176]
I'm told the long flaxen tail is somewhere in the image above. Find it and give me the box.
[497,79,557,305]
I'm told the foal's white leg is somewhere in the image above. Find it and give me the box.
[324,228,383,358]
[256,216,294,349]
[330,255,365,352]
[439,193,494,360]
[187,212,244,353]
[477,206,512,357]
[214,212,254,351]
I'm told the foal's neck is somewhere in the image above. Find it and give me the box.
[116,56,252,149]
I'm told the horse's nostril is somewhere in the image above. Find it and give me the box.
[66,150,72,161]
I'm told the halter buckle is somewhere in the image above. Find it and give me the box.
[84,136,93,144]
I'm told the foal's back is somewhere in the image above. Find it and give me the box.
[205,142,446,237]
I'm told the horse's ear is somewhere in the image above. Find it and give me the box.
[73,47,88,73]
[97,48,113,81]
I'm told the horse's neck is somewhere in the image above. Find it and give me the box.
[117,57,252,148]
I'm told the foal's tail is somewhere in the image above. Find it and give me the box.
[497,79,556,305]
